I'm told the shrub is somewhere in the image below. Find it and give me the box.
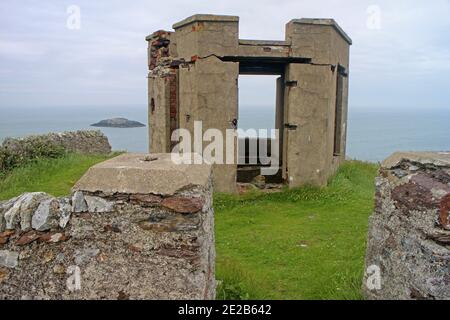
[0,137,66,174]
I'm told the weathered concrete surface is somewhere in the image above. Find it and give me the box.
[286,18,351,64]
[363,152,450,300]
[147,14,351,192]
[172,14,239,60]
[0,153,215,300]
[178,56,239,193]
[284,19,350,187]
[284,63,334,187]
[73,153,212,196]
[238,39,291,58]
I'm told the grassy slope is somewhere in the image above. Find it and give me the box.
[0,153,118,200]
[215,161,378,300]
[0,155,378,300]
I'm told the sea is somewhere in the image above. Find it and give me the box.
[0,105,448,163]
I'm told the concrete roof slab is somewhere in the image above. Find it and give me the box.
[72,153,212,196]
[289,18,352,45]
[382,151,450,169]
[173,14,239,29]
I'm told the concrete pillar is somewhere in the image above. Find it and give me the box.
[284,63,334,187]
[174,15,240,193]
[147,31,176,153]
[148,75,172,153]
[275,76,285,178]
[284,19,351,187]
[0,153,215,300]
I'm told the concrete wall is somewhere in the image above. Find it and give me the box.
[178,57,239,193]
[283,63,334,186]
[148,76,171,153]
[173,15,239,193]
[0,153,215,299]
[364,152,450,300]
[284,19,351,187]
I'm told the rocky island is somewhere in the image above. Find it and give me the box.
[91,117,146,128]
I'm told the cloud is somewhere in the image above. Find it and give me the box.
[0,0,449,109]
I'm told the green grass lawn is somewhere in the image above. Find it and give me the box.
[0,153,119,200]
[0,154,378,299]
[215,161,378,300]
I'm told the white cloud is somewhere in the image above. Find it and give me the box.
[0,0,449,109]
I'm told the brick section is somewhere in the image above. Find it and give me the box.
[168,70,178,150]
[148,30,172,70]
[147,30,181,152]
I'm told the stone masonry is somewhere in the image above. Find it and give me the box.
[2,130,111,155]
[364,152,450,300]
[0,153,215,300]
[147,14,352,192]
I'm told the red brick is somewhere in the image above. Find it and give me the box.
[161,196,204,214]
[440,194,450,230]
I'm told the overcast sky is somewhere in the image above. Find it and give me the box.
[0,0,449,110]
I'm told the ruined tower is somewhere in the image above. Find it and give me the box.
[147,14,352,193]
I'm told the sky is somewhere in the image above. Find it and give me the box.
[0,0,449,110]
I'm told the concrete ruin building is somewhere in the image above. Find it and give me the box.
[146,14,352,192]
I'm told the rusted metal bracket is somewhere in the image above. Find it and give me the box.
[285,80,298,87]
[284,123,298,130]
[337,64,348,77]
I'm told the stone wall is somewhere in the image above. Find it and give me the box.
[364,152,450,300]
[0,153,215,300]
[2,130,111,155]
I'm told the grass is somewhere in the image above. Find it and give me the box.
[0,155,378,299]
[0,153,119,200]
[215,161,378,300]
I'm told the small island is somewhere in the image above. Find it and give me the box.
[91,117,146,128]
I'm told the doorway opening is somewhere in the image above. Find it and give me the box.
[237,73,285,185]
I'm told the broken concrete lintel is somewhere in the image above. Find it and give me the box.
[288,18,352,45]
[173,14,239,29]
[382,152,450,169]
[238,39,291,47]
[72,153,212,196]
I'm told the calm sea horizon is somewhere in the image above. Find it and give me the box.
[0,105,448,162]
